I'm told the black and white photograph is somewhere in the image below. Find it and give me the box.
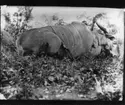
[0,6,124,101]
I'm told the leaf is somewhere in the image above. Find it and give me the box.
[70,77,74,81]
[56,73,62,80]
[0,93,6,100]
[44,80,48,86]
[48,76,55,82]
[94,76,104,95]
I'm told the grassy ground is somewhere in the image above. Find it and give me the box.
[0,50,123,100]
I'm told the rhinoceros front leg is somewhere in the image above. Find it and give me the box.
[90,45,102,56]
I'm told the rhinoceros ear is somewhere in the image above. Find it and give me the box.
[92,36,99,48]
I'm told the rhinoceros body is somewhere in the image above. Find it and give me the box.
[16,22,112,58]
[51,22,96,57]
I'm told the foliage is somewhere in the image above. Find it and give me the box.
[3,6,33,41]
[0,51,123,100]
[1,6,33,60]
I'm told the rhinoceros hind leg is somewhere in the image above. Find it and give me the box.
[45,32,62,54]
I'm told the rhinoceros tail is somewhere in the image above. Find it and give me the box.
[16,36,24,56]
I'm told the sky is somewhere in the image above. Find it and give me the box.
[30,7,123,24]
[1,6,124,40]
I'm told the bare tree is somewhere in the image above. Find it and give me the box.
[91,13,107,31]
[91,13,118,39]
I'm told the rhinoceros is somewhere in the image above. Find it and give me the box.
[16,22,116,59]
